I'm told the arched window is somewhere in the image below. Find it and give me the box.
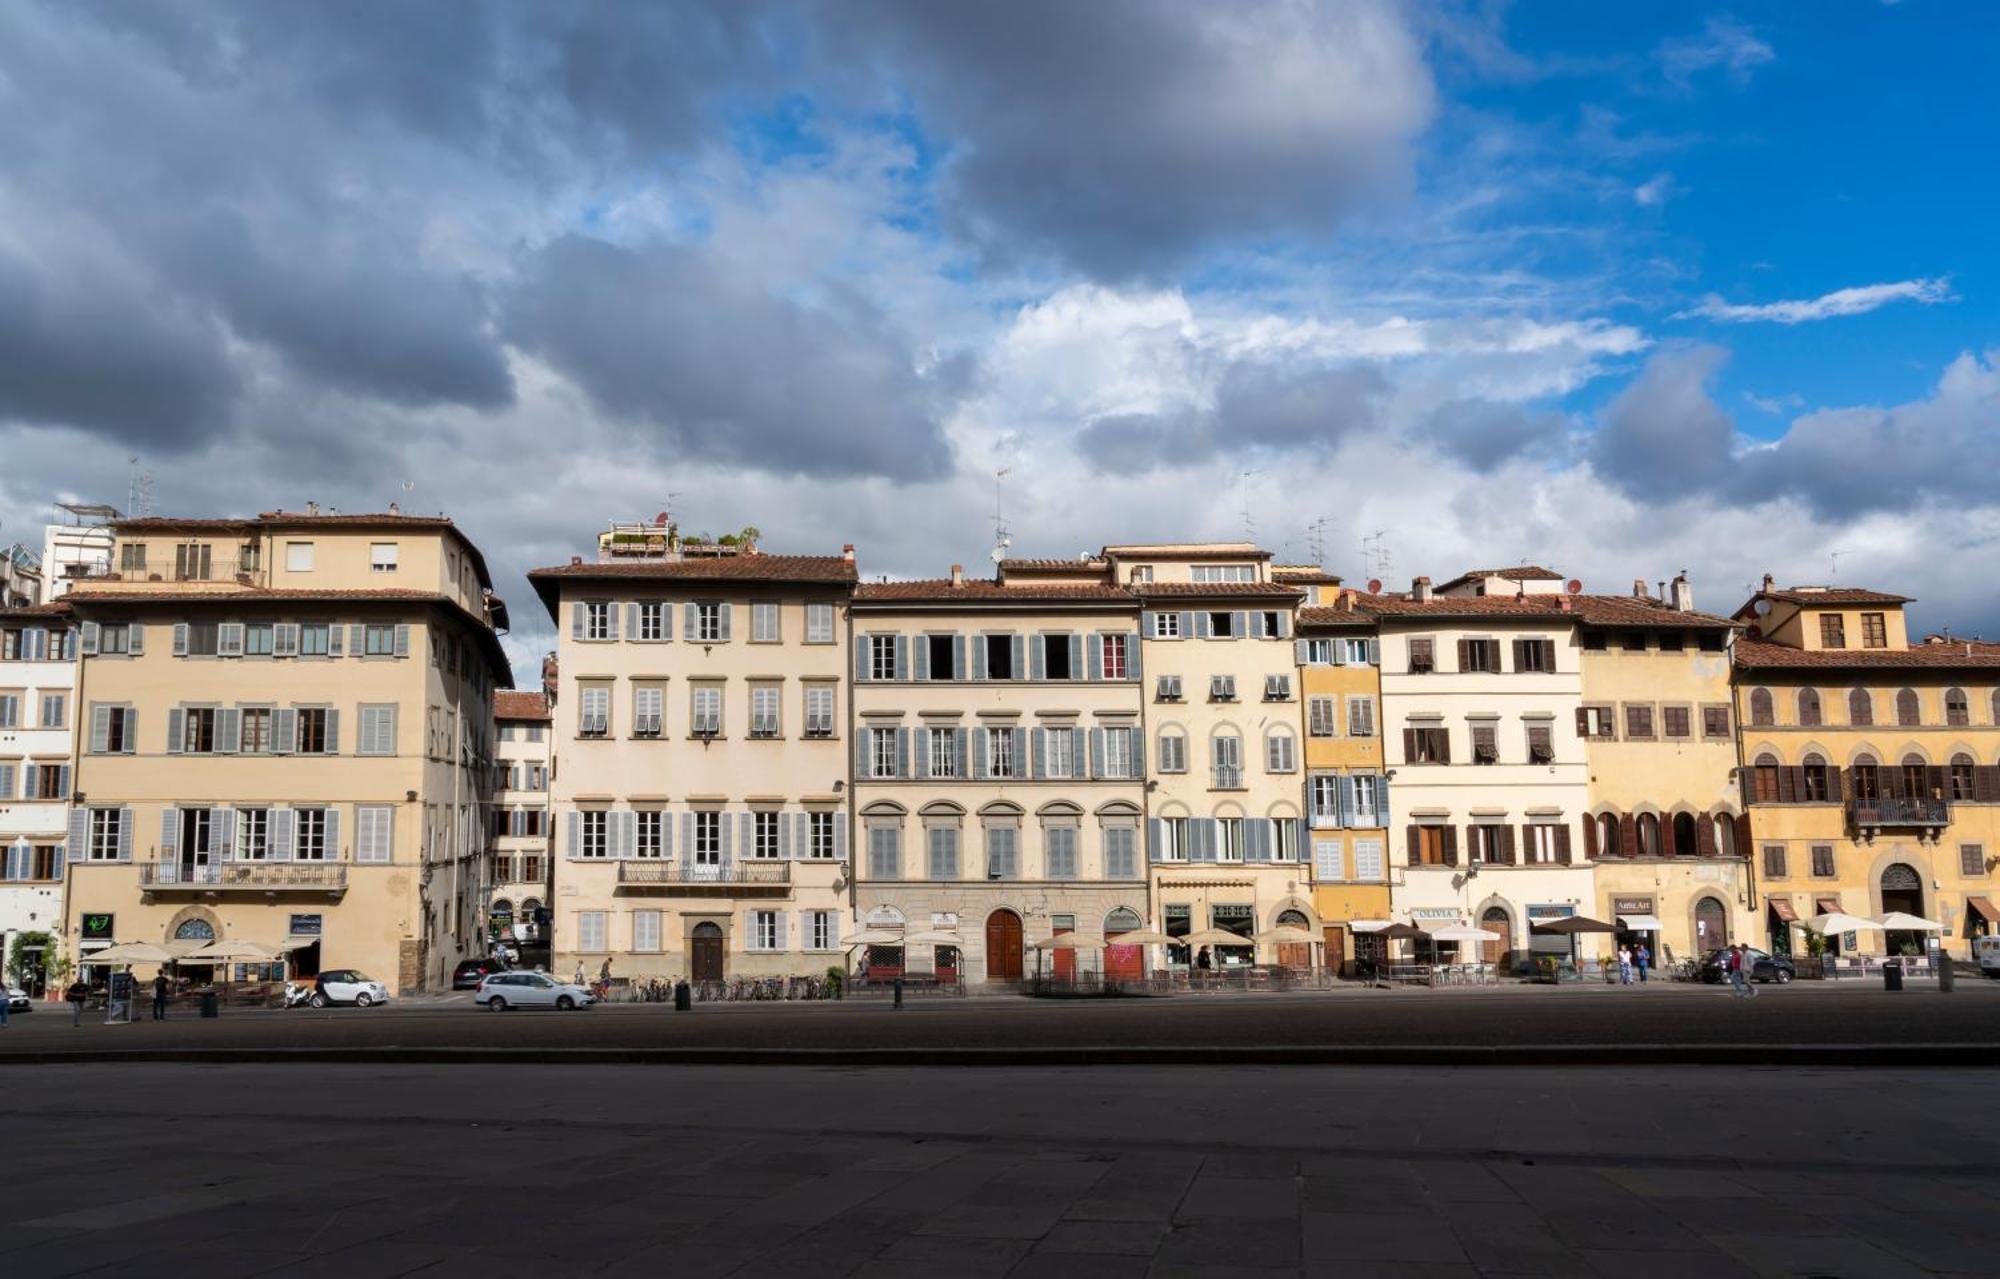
[1105,907,1144,935]
[1749,688,1774,726]
[1263,727,1296,774]
[1673,812,1698,857]
[1797,689,1822,727]
[174,918,215,941]
[1636,812,1661,857]
[1951,753,1975,801]
[1210,732,1243,788]
[1276,908,1312,928]
[1848,688,1872,726]
[1851,753,1880,802]
[1596,813,1620,858]
[1802,752,1829,802]
[1896,688,1921,727]
[1945,687,1970,727]
[1901,753,1931,800]
[1753,752,1781,803]
[1713,813,1736,859]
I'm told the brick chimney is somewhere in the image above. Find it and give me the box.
[842,543,855,564]
[1632,578,1648,599]
[949,563,964,587]
[1671,572,1693,612]
[1761,573,1775,593]
[1412,576,1432,603]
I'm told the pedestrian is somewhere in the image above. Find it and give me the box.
[1727,943,1757,999]
[1635,941,1651,983]
[572,961,585,987]
[1617,945,1633,985]
[67,980,88,1027]
[1195,946,1212,971]
[1,987,9,1028]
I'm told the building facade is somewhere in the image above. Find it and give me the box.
[1575,579,1753,965]
[490,690,554,968]
[0,604,77,995]
[529,540,855,985]
[1732,582,2000,961]
[849,562,1149,984]
[1297,598,1390,974]
[62,511,509,992]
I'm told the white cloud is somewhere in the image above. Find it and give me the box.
[1632,173,1675,206]
[1675,277,1953,325]
[1659,17,1775,86]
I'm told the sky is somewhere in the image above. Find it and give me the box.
[2,1,1996,683]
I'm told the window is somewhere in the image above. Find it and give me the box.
[179,706,218,754]
[1797,688,1822,727]
[1896,688,1921,726]
[804,685,835,738]
[809,812,837,860]
[1702,705,1731,739]
[175,542,213,581]
[294,807,330,860]
[1263,674,1291,701]
[1526,723,1554,764]
[1750,687,1774,726]
[869,634,898,681]
[1308,697,1337,737]
[987,726,1016,778]
[357,704,396,755]
[1513,639,1555,673]
[1045,825,1078,878]
[577,811,609,859]
[1349,775,1380,825]
[282,541,313,573]
[92,704,136,753]
[624,602,662,642]
[752,602,780,643]
[1946,688,1970,727]
[1104,827,1137,878]
[1100,633,1129,679]
[1101,727,1135,778]
[1962,844,1986,877]
[1951,754,1975,802]
[1042,634,1074,679]
[1309,774,1341,827]
[1212,734,1243,788]
[97,622,131,654]
[355,806,394,863]
[1265,730,1295,773]
[1354,838,1384,880]
[1460,639,1501,673]
[693,812,723,864]
[1159,818,1188,862]
[1405,726,1449,764]
[1156,674,1183,701]
[579,686,610,737]
[1862,613,1888,648]
[1043,727,1075,778]
[1579,705,1616,740]
[1851,754,1880,802]
[1662,706,1691,740]
[870,726,900,779]
[370,543,398,573]
[752,812,782,860]
[39,692,65,730]
[119,542,147,572]
[1151,611,1180,639]
[364,624,398,657]
[807,911,836,950]
[1620,631,1647,652]
[1408,637,1435,673]
[1272,819,1297,861]
[577,912,607,952]
[1848,688,1873,726]
[1810,844,1836,878]
[633,685,663,737]
[1208,674,1237,701]
[1216,818,1243,863]
[1315,838,1344,880]
[1657,632,1683,653]
[691,685,722,736]
[1471,723,1497,764]
[805,603,834,644]
[749,684,780,737]
[239,623,272,657]
[1763,845,1787,878]
[184,621,219,656]
[1468,823,1503,864]
[1624,704,1657,739]
[89,807,124,860]
[922,633,955,681]
[985,825,1018,879]
[300,623,330,656]
[1157,731,1187,773]
[1802,753,1830,803]
[694,602,724,643]
[1188,564,1253,583]
[0,694,17,729]
[927,825,959,879]
[984,634,1015,679]
[1819,614,1846,649]
[1300,638,1332,665]
[1207,611,1234,638]
[632,910,662,952]
[1347,697,1376,738]
[928,727,958,779]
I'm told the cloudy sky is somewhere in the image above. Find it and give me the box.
[3,2,1996,682]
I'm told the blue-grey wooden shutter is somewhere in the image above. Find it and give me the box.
[268,808,292,861]
[833,810,848,861]
[273,707,297,755]
[1090,727,1106,779]
[1246,820,1269,861]
[80,621,99,655]
[854,634,870,682]
[952,634,965,679]
[895,727,910,779]
[327,625,342,656]
[661,603,674,640]
[1068,634,1084,679]
[166,707,184,754]
[68,809,89,863]
[565,811,580,860]
[1032,728,1047,779]
[662,811,675,861]
[1367,638,1381,665]
[324,807,341,859]
[1277,613,1292,639]
[891,634,907,680]
[739,812,754,861]
[217,707,241,754]
[160,807,179,857]
[348,625,365,656]
[394,624,411,657]
[684,602,699,640]
[18,764,32,800]
[1371,774,1389,823]
[117,807,133,861]
[1296,819,1311,861]
[1011,727,1026,774]
[1009,633,1024,679]
[680,812,694,871]
[1192,612,1210,639]
[627,603,639,638]
[968,634,985,681]
[913,636,930,681]
[1086,634,1103,681]
[852,730,869,778]
[1232,612,1249,639]
[213,807,236,861]
[1148,817,1165,862]
[1294,639,1310,665]
[604,604,619,641]
[1176,611,1194,639]
[719,810,732,868]
[173,622,188,656]
[1029,635,1045,680]
[571,603,586,640]
[324,709,340,754]
[973,727,988,778]
[1338,777,1355,828]
[128,623,144,655]
[778,811,792,860]
[717,604,732,641]
[954,727,969,779]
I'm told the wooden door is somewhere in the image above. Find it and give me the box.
[1481,908,1510,966]
[691,923,725,982]
[1105,944,1142,981]
[1277,943,1310,971]
[1053,921,1076,980]
[985,910,1023,981]
[1322,927,1345,975]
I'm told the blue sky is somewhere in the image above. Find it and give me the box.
[0,2,1994,675]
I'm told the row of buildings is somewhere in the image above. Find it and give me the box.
[4,508,1997,994]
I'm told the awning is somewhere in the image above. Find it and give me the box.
[1968,897,2000,925]
[1766,898,1798,923]
[1815,896,1842,915]
[1532,915,1619,935]
[1615,914,1664,932]
[1348,919,1397,933]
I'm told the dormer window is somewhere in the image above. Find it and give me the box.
[1819,614,1846,649]
[1861,612,1888,648]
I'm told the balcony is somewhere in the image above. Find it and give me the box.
[616,860,791,897]
[1212,767,1244,790]
[140,862,348,896]
[1850,797,1950,839]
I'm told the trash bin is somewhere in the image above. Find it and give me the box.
[1883,960,1903,992]
[1939,959,1956,993]
[673,980,691,1012]
[199,989,220,1018]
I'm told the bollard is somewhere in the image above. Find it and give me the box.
[893,977,904,1009]
[674,980,691,1011]
[1939,958,1956,993]
[199,990,219,1019]
[1883,960,1903,992]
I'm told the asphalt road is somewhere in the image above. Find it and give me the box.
[4,1062,1997,1276]
[4,979,1997,1063]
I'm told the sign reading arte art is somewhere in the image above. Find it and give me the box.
[1612,895,1655,916]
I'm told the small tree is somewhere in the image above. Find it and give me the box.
[7,931,60,993]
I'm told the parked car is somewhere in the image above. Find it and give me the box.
[1975,935,2000,978]
[1699,947,1795,984]
[452,958,509,990]
[475,971,596,1011]
[311,970,390,1008]
[5,986,30,1012]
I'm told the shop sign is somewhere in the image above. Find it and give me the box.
[1410,907,1460,921]
[930,913,959,929]
[288,914,323,937]
[1527,903,1574,922]
[1612,895,1655,915]
[81,913,115,942]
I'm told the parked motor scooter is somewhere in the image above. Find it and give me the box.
[283,982,315,1009]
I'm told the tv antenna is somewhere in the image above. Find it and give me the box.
[1828,549,1846,580]
[990,468,1012,566]
[1360,530,1392,580]
[1238,471,1262,541]
[126,457,154,518]
[1305,517,1330,567]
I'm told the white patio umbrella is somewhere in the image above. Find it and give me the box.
[194,939,281,962]
[1807,912,1882,935]
[1029,934,1100,950]
[901,929,963,947]
[1106,928,1172,946]
[839,928,904,947]
[1429,924,1502,943]
[78,942,174,965]
[1875,912,1943,931]
[1253,925,1319,945]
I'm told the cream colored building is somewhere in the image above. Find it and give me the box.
[490,689,554,966]
[849,562,1149,985]
[528,542,855,984]
[1115,544,1316,970]
[1575,579,1753,964]
[62,511,510,993]
[1374,570,1592,970]
[0,603,77,994]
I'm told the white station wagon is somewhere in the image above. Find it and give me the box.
[475,971,597,1011]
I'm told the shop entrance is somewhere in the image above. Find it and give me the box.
[1104,908,1144,981]
[690,922,725,982]
[1880,864,1925,956]
[1480,907,1510,966]
[1322,927,1346,975]
[1692,896,1728,957]
[1275,909,1313,970]
[984,909,1023,981]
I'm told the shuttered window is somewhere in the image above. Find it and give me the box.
[1662,706,1691,739]
[1762,845,1786,878]
[1408,638,1435,673]
[1962,844,1986,877]
[1810,845,1836,877]
[1346,697,1375,737]
[1308,697,1337,736]
[357,705,397,756]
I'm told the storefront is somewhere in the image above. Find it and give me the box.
[1611,894,1662,958]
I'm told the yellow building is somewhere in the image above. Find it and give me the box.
[1574,579,1754,966]
[1733,581,2000,961]
[1296,595,1389,974]
[63,511,510,993]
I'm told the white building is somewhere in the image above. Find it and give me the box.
[490,689,554,966]
[0,603,77,996]
[41,502,120,598]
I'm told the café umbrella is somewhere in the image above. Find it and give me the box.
[1530,914,1619,968]
[1874,912,1942,931]
[77,941,174,965]
[1806,912,1882,936]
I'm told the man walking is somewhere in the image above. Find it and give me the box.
[1634,941,1651,983]
[152,971,170,1021]
[1727,944,1757,998]
[67,979,88,1027]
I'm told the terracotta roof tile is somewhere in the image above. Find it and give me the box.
[1733,637,2000,670]
[0,601,73,618]
[1568,596,1740,630]
[1435,566,1565,592]
[1754,587,1912,607]
[494,691,552,720]
[67,587,458,604]
[854,580,1136,605]
[1272,570,1344,586]
[1297,605,1375,630]
[1358,593,1574,619]
[1131,582,1304,601]
[997,559,1109,575]
[528,555,858,584]
[1102,543,1273,561]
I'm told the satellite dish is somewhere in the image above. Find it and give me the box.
[989,546,1006,564]
[1367,579,1383,594]
[1566,579,1583,595]
[1752,599,1773,617]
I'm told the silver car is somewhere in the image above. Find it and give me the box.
[475,971,596,1011]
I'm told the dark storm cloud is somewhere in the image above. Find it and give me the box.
[1586,344,1738,496]
[1075,361,1388,472]
[501,235,955,482]
[1420,398,1569,470]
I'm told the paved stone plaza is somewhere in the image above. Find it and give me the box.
[5,1061,1998,1277]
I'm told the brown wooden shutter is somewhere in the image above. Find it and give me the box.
[1696,814,1717,857]
[1540,639,1555,671]
[1402,728,1418,764]
[1929,766,1948,800]
[1825,767,1844,804]
[1406,825,1421,866]
[1619,814,1638,858]
[1441,825,1458,866]
[1660,813,1678,859]
[1575,707,1589,737]
[1582,815,1598,859]
[1776,767,1798,803]
[1976,766,2000,803]
[1456,638,1470,671]
[1435,729,1451,765]
[1554,824,1572,863]
[1739,769,1756,807]
[1499,825,1516,865]
[1736,814,1753,858]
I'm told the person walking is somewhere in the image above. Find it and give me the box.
[67,980,88,1027]
[1727,944,1757,999]
[1,987,9,1028]
[1617,945,1633,985]
[1634,941,1651,983]
[151,971,170,1021]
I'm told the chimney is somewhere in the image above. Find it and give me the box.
[1412,576,1432,603]
[570,555,582,566]
[1671,572,1693,613]
[841,543,855,564]
[1761,573,1775,593]
[950,563,964,587]
[1632,578,1648,600]
[1558,594,1572,613]
[388,501,400,516]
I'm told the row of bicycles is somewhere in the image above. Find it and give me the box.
[611,974,839,1002]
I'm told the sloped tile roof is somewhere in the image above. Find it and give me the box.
[1298,605,1376,630]
[854,580,1137,605]
[1435,565,1565,592]
[1733,637,2000,670]
[494,690,552,720]
[1757,587,1912,607]
[529,555,857,584]
[1131,582,1304,601]
[1273,569,1344,586]
[1567,596,1740,630]
[998,558,1108,575]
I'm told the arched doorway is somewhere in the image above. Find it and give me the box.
[172,916,217,985]
[1692,897,1727,957]
[1880,863,1925,957]
[1480,907,1510,967]
[690,921,725,983]
[1275,908,1313,971]
[984,909,1023,981]
[1104,908,1144,982]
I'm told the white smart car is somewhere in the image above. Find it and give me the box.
[310,970,390,1008]
[475,971,596,1011]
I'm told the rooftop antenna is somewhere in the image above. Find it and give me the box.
[1828,549,1846,581]
[1238,470,1262,541]
[1360,530,1392,580]
[126,457,154,518]
[1305,517,1330,567]
[989,467,1012,567]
